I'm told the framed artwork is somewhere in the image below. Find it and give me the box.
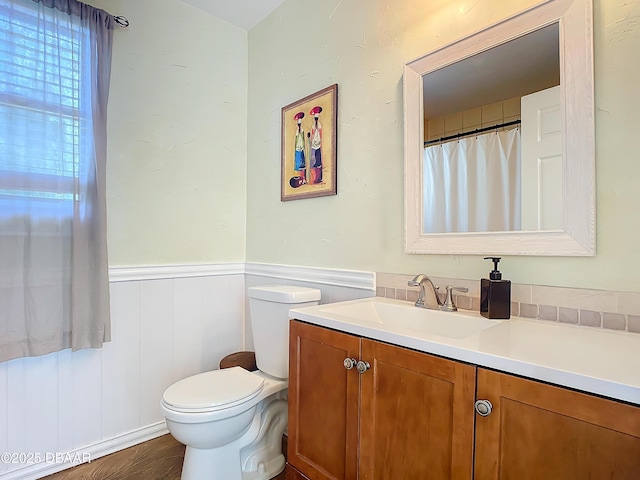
[281,84,338,201]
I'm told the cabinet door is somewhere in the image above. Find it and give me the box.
[359,339,476,480]
[288,320,361,480]
[475,368,640,480]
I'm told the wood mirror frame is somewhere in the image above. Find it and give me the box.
[404,0,595,256]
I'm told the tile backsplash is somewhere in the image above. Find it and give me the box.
[376,272,640,334]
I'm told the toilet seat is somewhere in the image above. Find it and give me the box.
[162,366,265,413]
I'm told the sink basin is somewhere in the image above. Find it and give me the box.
[310,297,503,339]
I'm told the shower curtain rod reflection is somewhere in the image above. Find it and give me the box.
[424,119,521,147]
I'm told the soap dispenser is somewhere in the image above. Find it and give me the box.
[480,257,511,319]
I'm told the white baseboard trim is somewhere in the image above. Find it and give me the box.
[109,263,245,282]
[245,262,376,291]
[2,422,169,480]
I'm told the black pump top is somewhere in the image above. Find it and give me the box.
[484,256,502,280]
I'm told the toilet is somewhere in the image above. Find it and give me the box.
[161,285,321,480]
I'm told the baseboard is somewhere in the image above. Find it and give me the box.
[1,422,169,480]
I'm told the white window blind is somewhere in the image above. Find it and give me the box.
[0,0,91,220]
[0,0,114,363]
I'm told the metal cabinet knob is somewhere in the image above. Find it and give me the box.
[474,399,493,416]
[356,360,371,374]
[343,358,357,370]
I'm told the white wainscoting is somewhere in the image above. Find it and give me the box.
[0,264,246,480]
[0,263,375,480]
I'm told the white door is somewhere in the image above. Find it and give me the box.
[521,85,562,231]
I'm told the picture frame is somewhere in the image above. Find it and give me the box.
[281,84,338,201]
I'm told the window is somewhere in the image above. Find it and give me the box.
[0,0,92,221]
[0,0,114,363]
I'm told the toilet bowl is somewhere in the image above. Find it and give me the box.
[161,285,321,480]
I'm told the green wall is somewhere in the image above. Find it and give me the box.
[246,0,640,292]
[96,0,640,293]
[95,0,249,265]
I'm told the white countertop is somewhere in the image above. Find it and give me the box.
[289,297,640,406]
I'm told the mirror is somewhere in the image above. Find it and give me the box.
[422,24,560,234]
[404,0,595,256]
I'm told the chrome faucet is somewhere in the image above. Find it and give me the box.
[407,274,443,308]
[408,275,469,311]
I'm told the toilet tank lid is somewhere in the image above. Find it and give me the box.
[248,285,321,303]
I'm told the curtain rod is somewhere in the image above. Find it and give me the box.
[424,119,521,147]
[113,15,129,27]
[33,0,130,27]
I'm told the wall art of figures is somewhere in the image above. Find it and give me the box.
[281,84,337,201]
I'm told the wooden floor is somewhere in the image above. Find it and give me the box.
[41,434,286,480]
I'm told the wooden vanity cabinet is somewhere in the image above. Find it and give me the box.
[289,320,640,480]
[359,337,476,479]
[287,319,360,480]
[288,320,476,480]
[286,464,310,479]
[474,368,640,480]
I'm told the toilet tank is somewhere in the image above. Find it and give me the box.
[248,285,321,379]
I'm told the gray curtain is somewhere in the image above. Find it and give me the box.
[0,0,114,361]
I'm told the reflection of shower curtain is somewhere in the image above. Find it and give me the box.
[423,128,521,233]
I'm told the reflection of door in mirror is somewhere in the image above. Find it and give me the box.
[421,23,559,234]
[521,85,562,231]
